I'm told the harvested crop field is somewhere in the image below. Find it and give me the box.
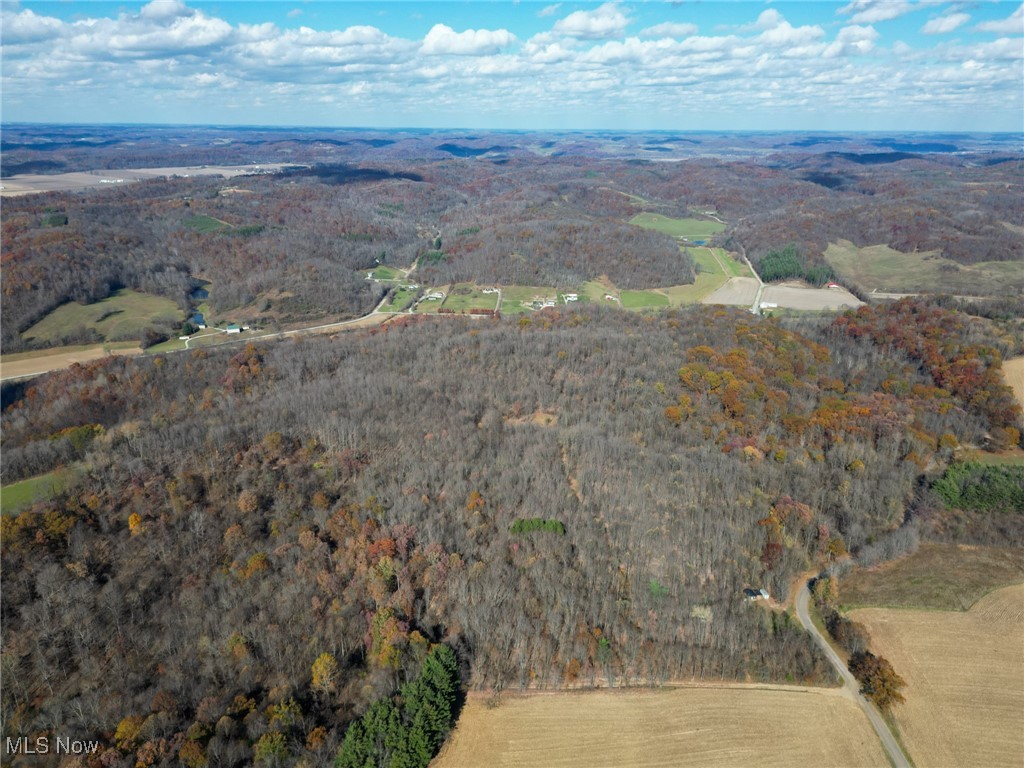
[761,283,864,311]
[433,685,887,768]
[702,277,759,307]
[0,343,141,381]
[850,584,1024,768]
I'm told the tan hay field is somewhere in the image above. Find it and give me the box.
[0,344,141,381]
[850,584,1024,768]
[433,685,887,768]
[1003,357,1024,413]
[760,283,864,311]
[703,277,760,307]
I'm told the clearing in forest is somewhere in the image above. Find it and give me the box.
[440,284,499,312]
[620,290,669,309]
[823,240,1024,297]
[366,265,405,281]
[21,289,182,346]
[0,468,80,515]
[434,685,886,768]
[850,584,1024,768]
[630,212,725,241]
[184,214,231,232]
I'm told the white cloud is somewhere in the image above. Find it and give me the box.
[837,0,915,24]
[922,13,970,35]
[139,0,190,22]
[553,2,629,40]
[1,8,64,44]
[538,4,562,18]
[975,4,1024,34]
[287,9,303,19]
[756,13,825,47]
[639,22,697,39]
[421,23,516,55]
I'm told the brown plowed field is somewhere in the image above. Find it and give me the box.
[850,584,1024,768]
[433,685,886,768]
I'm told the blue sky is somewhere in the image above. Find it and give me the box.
[2,1,1022,130]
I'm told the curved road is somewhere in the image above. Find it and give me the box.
[795,583,911,768]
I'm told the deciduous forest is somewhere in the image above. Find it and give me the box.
[2,296,1021,766]
[2,127,1023,767]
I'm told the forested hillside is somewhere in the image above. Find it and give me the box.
[2,300,1019,766]
[4,129,1022,353]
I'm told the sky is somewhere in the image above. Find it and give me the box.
[2,0,1022,131]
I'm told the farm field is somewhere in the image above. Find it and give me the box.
[850,584,1024,768]
[840,543,1024,612]
[823,239,1024,296]
[0,468,79,515]
[434,685,887,768]
[630,212,725,241]
[760,283,864,311]
[0,342,141,381]
[703,277,759,307]
[620,289,669,309]
[21,289,182,346]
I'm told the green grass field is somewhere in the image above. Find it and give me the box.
[22,289,183,345]
[630,212,726,241]
[497,285,561,313]
[956,449,1024,466]
[413,289,447,314]
[824,240,1024,296]
[1,469,78,515]
[440,284,499,312]
[840,543,1024,612]
[184,214,230,233]
[381,286,419,312]
[620,290,669,309]
[366,265,405,281]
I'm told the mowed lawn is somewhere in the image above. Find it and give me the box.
[434,686,886,768]
[630,212,725,241]
[499,286,560,314]
[367,265,405,281]
[22,289,182,345]
[823,239,1024,296]
[381,286,419,312]
[620,290,669,309]
[850,584,1024,768]
[441,285,499,312]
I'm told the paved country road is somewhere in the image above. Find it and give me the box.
[795,582,912,768]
